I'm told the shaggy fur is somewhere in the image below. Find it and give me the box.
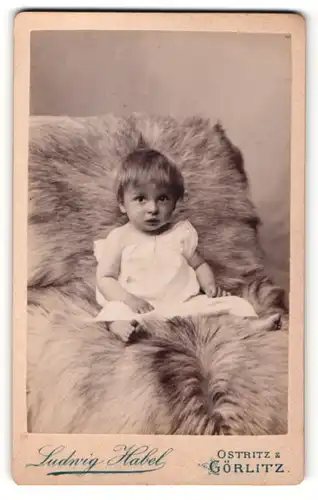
[28,291,287,435]
[27,113,288,434]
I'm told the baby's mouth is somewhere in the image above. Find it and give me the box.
[145,218,159,225]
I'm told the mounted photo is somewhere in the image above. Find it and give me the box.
[13,11,305,485]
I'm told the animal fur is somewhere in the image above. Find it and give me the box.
[27,113,288,434]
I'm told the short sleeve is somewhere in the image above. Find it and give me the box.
[179,221,198,261]
[94,227,123,278]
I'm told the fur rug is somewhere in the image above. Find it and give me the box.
[27,113,288,434]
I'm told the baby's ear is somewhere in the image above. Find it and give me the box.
[119,204,127,214]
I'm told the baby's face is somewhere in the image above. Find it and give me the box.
[120,183,176,233]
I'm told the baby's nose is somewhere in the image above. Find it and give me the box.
[147,200,158,213]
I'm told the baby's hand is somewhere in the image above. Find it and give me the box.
[205,283,230,298]
[125,294,154,314]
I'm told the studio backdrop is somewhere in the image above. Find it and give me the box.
[30,30,291,297]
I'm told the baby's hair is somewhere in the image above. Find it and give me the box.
[115,140,184,203]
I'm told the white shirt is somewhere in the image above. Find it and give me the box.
[94,220,200,307]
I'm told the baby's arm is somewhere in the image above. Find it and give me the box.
[96,235,153,314]
[97,267,153,314]
[96,250,129,302]
[97,273,129,303]
[188,251,228,298]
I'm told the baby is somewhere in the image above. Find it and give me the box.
[95,146,278,340]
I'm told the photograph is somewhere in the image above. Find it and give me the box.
[13,12,305,485]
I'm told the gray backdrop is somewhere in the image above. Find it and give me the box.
[30,31,291,296]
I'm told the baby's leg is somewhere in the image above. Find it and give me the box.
[221,297,281,330]
[93,298,154,342]
[95,301,138,323]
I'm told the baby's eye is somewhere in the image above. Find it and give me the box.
[135,196,145,202]
[158,195,169,202]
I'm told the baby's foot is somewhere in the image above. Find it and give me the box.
[126,320,150,344]
[108,320,149,343]
[267,313,282,330]
[250,313,282,332]
[108,320,136,341]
